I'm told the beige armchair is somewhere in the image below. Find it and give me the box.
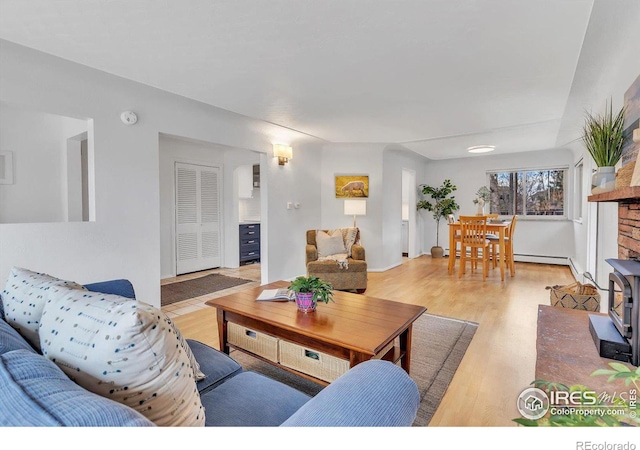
[305,228,367,293]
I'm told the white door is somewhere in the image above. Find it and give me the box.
[175,162,221,275]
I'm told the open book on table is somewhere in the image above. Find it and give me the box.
[256,288,295,302]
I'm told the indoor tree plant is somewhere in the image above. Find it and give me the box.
[417,179,460,258]
[582,100,626,194]
[288,276,334,313]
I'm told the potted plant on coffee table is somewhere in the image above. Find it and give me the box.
[417,179,460,258]
[582,99,626,194]
[288,276,334,313]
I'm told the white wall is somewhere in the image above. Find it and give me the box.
[0,102,88,223]
[318,143,428,271]
[0,40,323,306]
[556,0,640,290]
[264,142,323,282]
[422,148,576,263]
[383,147,427,266]
[320,144,386,270]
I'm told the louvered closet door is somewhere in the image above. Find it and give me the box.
[175,162,221,275]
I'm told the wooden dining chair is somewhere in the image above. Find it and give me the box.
[458,215,490,281]
[488,215,517,271]
[448,214,462,271]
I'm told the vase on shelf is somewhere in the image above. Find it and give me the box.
[295,292,316,313]
[591,166,616,194]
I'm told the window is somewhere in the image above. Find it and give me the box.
[487,167,567,217]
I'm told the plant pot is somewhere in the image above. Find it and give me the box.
[431,246,444,258]
[295,292,316,313]
[591,166,616,194]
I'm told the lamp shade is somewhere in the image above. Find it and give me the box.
[344,199,366,216]
[273,144,293,160]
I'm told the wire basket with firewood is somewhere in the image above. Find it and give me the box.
[546,281,601,312]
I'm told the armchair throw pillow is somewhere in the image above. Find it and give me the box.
[316,230,347,258]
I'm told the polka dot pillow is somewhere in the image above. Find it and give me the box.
[1,267,86,349]
[39,288,205,426]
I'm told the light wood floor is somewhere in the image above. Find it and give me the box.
[169,256,574,427]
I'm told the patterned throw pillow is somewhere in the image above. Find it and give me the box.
[1,267,86,349]
[39,288,205,427]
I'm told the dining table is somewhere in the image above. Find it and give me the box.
[447,219,513,281]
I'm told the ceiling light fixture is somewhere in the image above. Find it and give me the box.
[467,145,495,154]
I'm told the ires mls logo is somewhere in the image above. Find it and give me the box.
[550,390,598,405]
[517,388,550,420]
[517,386,638,422]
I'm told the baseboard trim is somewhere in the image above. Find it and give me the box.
[368,261,403,273]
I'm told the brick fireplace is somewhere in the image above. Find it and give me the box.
[618,201,640,259]
[589,186,640,259]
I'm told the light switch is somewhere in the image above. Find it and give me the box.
[287,202,293,210]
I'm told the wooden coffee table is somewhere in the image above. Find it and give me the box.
[205,281,426,386]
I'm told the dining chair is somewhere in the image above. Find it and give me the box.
[488,215,517,272]
[458,215,490,281]
[484,214,500,240]
[446,214,468,273]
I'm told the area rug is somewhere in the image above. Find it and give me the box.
[161,274,253,306]
[229,312,478,426]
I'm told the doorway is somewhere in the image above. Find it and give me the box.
[175,162,221,275]
[402,169,417,260]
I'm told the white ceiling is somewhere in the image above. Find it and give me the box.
[0,0,610,159]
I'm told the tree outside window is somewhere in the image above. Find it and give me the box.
[488,168,567,217]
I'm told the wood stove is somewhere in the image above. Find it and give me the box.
[589,258,640,366]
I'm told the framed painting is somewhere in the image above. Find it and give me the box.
[335,175,369,198]
[622,73,640,167]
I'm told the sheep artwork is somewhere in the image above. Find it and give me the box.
[341,180,366,197]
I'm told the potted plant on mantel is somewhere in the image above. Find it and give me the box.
[582,100,626,194]
[288,276,334,313]
[417,179,460,258]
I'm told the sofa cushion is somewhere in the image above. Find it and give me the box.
[0,318,37,356]
[200,371,310,426]
[1,267,86,349]
[39,289,205,426]
[187,339,242,394]
[0,349,154,427]
[316,229,346,257]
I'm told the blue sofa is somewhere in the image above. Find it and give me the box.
[0,279,420,427]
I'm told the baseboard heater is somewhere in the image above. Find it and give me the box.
[444,250,568,265]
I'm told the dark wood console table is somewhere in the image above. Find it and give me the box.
[536,305,636,394]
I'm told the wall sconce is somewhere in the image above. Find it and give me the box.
[633,128,640,143]
[273,144,293,165]
[344,199,366,228]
